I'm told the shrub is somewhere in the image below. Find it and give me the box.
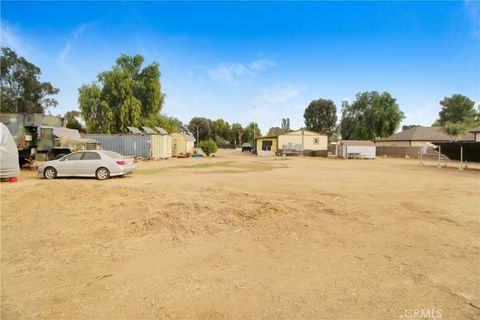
[199,139,218,156]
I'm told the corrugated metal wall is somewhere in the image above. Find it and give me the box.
[84,134,173,158]
[84,134,151,158]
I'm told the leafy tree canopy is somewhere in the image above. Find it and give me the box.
[340,91,404,140]
[281,118,291,132]
[230,122,244,145]
[437,94,478,125]
[199,139,218,156]
[243,122,261,143]
[65,110,85,133]
[435,94,479,137]
[267,127,284,136]
[402,124,420,131]
[141,113,185,134]
[304,99,337,135]
[188,117,211,142]
[211,119,230,143]
[78,54,164,133]
[1,47,59,113]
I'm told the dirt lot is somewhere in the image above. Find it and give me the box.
[1,149,479,319]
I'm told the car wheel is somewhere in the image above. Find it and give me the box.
[96,167,110,180]
[44,167,57,179]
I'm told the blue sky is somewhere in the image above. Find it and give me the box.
[1,1,479,133]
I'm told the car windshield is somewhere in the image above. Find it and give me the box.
[103,151,124,159]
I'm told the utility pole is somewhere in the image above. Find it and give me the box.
[196,126,199,150]
[252,105,257,153]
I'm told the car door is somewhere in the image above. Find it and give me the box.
[80,152,102,176]
[58,152,84,176]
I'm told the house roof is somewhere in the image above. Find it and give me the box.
[339,140,375,146]
[285,129,327,136]
[257,129,326,140]
[375,126,474,142]
[173,132,195,141]
[469,126,480,133]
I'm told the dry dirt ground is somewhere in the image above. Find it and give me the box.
[1,149,479,319]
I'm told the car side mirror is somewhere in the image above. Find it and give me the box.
[59,158,65,161]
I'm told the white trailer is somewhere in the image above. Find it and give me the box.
[336,140,376,159]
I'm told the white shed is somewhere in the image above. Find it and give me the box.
[337,140,376,159]
[150,134,172,159]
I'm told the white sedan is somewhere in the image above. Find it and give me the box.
[37,150,136,180]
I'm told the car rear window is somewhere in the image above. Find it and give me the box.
[103,151,123,159]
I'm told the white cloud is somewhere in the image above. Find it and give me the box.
[248,58,276,70]
[244,85,303,133]
[208,63,253,83]
[403,101,439,127]
[0,21,27,54]
[464,0,480,37]
[260,86,299,104]
[59,24,89,62]
[208,58,275,84]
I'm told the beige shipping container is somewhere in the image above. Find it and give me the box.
[150,134,172,158]
[171,132,195,156]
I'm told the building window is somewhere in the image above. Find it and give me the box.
[313,137,319,145]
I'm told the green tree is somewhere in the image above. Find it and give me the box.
[78,84,114,133]
[340,91,404,140]
[243,122,261,143]
[142,113,185,133]
[187,117,211,141]
[435,94,479,137]
[437,94,478,125]
[199,139,218,156]
[78,54,164,133]
[230,122,244,145]
[211,119,230,143]
[1,47,59,113]
[303,99,337,135]
[281,118,291,132]
[65,110,85,133]
[267,127,284,136]
[402,124,420,131]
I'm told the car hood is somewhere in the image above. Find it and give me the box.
[38,159,61,168]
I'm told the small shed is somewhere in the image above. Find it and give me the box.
[336,140,375,159]
[171,132,195,156]
[469,127,480,142]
